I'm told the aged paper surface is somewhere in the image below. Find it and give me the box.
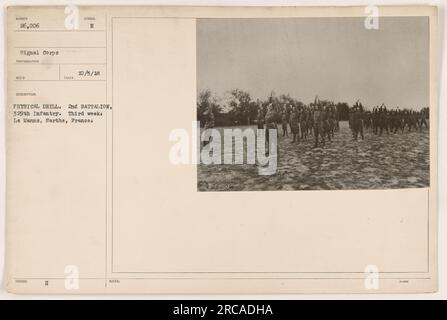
[6,5,438,293]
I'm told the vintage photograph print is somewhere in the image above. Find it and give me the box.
[197,17,430,191]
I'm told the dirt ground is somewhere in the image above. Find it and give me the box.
[197,121,430,191]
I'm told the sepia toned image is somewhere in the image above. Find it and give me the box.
[4,5,438,295]
[197,17,430,191]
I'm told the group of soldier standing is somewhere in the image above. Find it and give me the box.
[255,97,429,148]
[362,104,429,135]
[257,99,340,148]
[201,96,429,150]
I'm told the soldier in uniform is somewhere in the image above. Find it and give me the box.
[372,106,380,135]
[334,106,340,131]
[378,103,389,135]
[322,105,331,142]
[299,107,308,140]
[289,106,300,143]
[202,105,215,147]
[397,108,404,133]
[419,108,428,131]
[264,103,278,156]
[281,109,288,137]
[351,100,364,140]
[403,109,416,132]
[409,110,417,132]
[313,104,325,147]
[327,105,336,138]
[256,103,265,130]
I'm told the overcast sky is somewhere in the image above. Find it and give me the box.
[197,17,429,110]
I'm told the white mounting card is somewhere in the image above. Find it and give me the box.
[5,5,438,293]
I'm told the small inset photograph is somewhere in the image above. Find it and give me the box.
[196,18,430,191]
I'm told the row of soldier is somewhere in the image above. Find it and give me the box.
[361,104,429,135]
[256,100,429,148]
[256,100,340,147]
[201,98,429,149]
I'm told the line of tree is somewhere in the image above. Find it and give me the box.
[197,89,351,127]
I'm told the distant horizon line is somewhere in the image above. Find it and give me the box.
[197,88,429,110]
